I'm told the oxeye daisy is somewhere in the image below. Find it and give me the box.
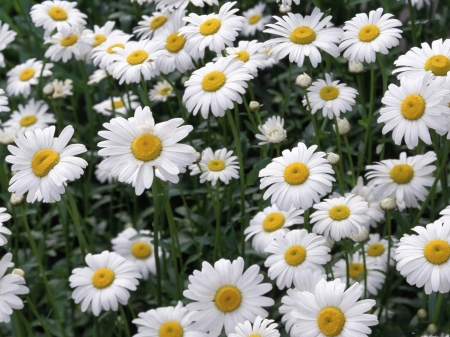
[256,116,287,145]
[6,125,88,203]
[69,251,141,316]
[302,73,358,119]
[98,106,196,195]
[0,21,17,68]
[264,8,343,68]
[364,233,397,267]
[183,57,253,118]
[6,59,53,97]
[88,69,107,85]
[0,89,10,113]
[244,205,304,255]
[264,229,330,289]
[85,21,122,49]
[155,0,218,11]
[93,92,139,116]
[91,33,132,69]
[183,257,274,336]
[259,142,335,211]
[0,208,11,246]
[95,164,114,184]
[44,27,94,63]
[133,11,172,40]
[365,151,436,211]
[339,8,402,63]
[241,3,271,36]
[3,99,56,133]
[45,79,74,99]
[229,316,280,337]
[149,80,175,102]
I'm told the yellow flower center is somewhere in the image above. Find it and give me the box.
[166,33,186,53]
[284,245,307,266]
[199,18,222,36]
[19,115,37,127]
[358,24,380,42]
[131,241,152,259]
[367,243,385,257]
[48,6,68,21]
[159,321,184,337]
[290,26,316,45]
[131,134,162,161]
[201,71,227,92]
[107,43,125,54]
[92,268,115,289]
[19,68,35,81]
[248,14,261,25]
[389,164,414,184]
[424,239,450,265]
[151,16,168,30]
[248,335,261,337]
[400,94,426,120]
[317,307,346,337]
[319,86,339,101]
[207,159,225,172]
[113,100,124,109]
[214,285,242,312]
[93,34,107,47]
[262,212,285,232]
[60,34,78,47]
[283,162,309,185]
[349,262,364,280]
[31,149,60,177]
[126,50,149,65]
[424,55,450,76]
[328,205,351,221]
[159,87,171,96]
[235,51,250,62]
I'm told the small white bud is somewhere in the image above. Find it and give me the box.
[194,151,202,164]
[326,152,340,165]
[64,79,73,85]
[12,269,25,277]
[350,227,369,243]
[427,323,437,334]
[279,4,292,13]
[348,61,364,74]
[333,117,351,135]
[181,76,189,86]
[295,73,312,89]
[42,83,54,96]
[380,198,396,211]
[417,308,427,319]
[249,101,261,112]
[10,193,25,206]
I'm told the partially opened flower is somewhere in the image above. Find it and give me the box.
[6,59,53,97]
[3,99,56,133]
[256,116,287,145]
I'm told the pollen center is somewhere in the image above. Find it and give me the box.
[19,68,35,81]
[151,16,168,30]
[202,71,226,92]
[248,14,261,25]
[263,212,285,232]
[166,33,186,53]
[319,86,339,101]
[400,94,425,120]
[290,26,316,45]
[207,159,225,172]
[199,18,222,36]
[107,43,125,54]
[284,245,307,266]
[60,34,78,47]
[159,321,184,337]
[235,51,250,62]
[126,50,149,65]
[131,134,162,161]
[93,34,107,47]
[283,162,309,185]
[19,115,37,127]
[48,6,68,21]
[329,205,350,221]
[424,239,450,265]
[358,24,380,42]
[31,149,60,177]
[389,164,414,184]
[159,87,171,96]
[367,243,385,257]
[113,100,124,109]
[214,285,242,313]
[317,307,346,337]
[424,55,450,76]
[349,262,364,280]
[92,268,115,289]
[131,241,152,259]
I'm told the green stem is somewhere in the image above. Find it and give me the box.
[303,209,310,231]
[304,89,321,150]
[26,296,52,337]
[63,187,89,256]
[360,63,376,174]
[344,240,350,289]
[151,171,163,306]
[432,293,444,325]
[385,210,392,322]
[360,243,368,299]
[343,135,356,185]
[280,62,292,119]
[407,0,419,46]
[333,117,346,194]
[140,75,151,107]
[120,305,131,337]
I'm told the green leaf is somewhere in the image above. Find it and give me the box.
[246,158,271,187]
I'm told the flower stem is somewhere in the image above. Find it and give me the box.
[63,187,89,256]
[333,117,346,194]
[151,170,163,306]
[120,305,131,337]
[343,135,356,185]
[280,62,292,119]
[432,292,444,325]
[140,75,151,107]
[407,0,419,46]
[304,89,321,150]
[360,63,376,173]
[360,243,368,299]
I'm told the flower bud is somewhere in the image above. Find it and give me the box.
[417,308,427,319]
[279,4,292,14]
[295,73,312,89]
[194,151,202,164]
[333,117,351,135]
[181,76,189,86]
[249,101,261,112]
[42,83,54,96]
[380,198,396,211]
[12,268,25,277]
[10,193,25,206]
[350,227,369,243]
[427,323,437,334]
[326,152,340,166]
[348,61,364,74]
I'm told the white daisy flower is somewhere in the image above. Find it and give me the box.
[6,125,88,203]
[47,79,74,99]
[302,73,358,119]
[0,253,29,323]
[229,316,280,337]
[365,151,436,211]
[95,164,114,184]
[256,116,287,145]
[88,69,108,85]
[259,142,335,211]
[6,58,53,97]
[0,208,11,246]
[149,80,175,102]
[44,27,94,63]
[364,233,397,267]
[292,278,378,336]
[0,127,18,145]
[264,229,330,289]
[90,33,132,69]
[98,106,196,195]
[183,256,274,336]
[339,8,402,63]
[0,21,17,68]
[241,3,271,36]
[155,0,218,11]
[3,99,55,133]
[244,205,304,255]
[85,21,121,49]
[0,89,10,112]
[261,47,280,69]
[93,92,139,116]
[264,8,343,68]
[133,11,172,40]
[378,72,450,149]
[69,250,142,316]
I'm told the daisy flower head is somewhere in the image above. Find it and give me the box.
[98,106,196,195]
[264,8,343,68]
[264,229,330,289]
[93,92,139,116]
[364,233,397,267]
[45,79,74,99]
[149,80,175,102]
[85,21,121,49]
[259,142,335,211]
[88,69,107,85]
[0,208,11,246]
[155,0,218,12]
[3,99,56,133]
[6,59,53,97]
[229,316,280,337]
[241,3,271,36]
[183,57,253,118]
[91,33,132,69]
[256,116,287,145]
[133,11,172,40]
[302,73,358,119]
[44,27,94,63]
[0,89,10,113]
[365,151,436,211]
[69,250,141,316]
[292,278,378,336]
[188,147,239,186]
[95,164,114,184]
[6,125,88,203]
[0,21,17,68]
[183,256,274,336]
[339,8,402,63]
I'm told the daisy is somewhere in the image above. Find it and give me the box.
[47,79,74,99]
[229,316,280,337]
[259,142,335,211]
[0,89,9,112]
[188,148,239,186]
[183,57,253,118]
[93,92,139,116]
[69,250,141,316]
[44,27,94,63]
[183,257,274,336]
[133,11,172,40]
[241,3,271,36]
[88,69,107,85]
[6,125,88,203]
[365,151,436,211]
[86,21,121,49]
[98,106,196,195]
[0,253,29,323]
[339,8,402,63]
[6,59,53,97]
[310,195,370,241]
[155,0,218,11]
[244,205,304,255]
[364,233,397,267]
[302,73,358,119]
[149,80,175,102]
[264,8,343,68]
[264,229,330,289]
[0,127,18,145]
[292,278,378,336]
[256,116,287,145]
[0,208,11,246]
[3,99,56,133]
[95,164,114,184]
[378,72,450,149]
[91,33,133,69]
[0,21,17,68]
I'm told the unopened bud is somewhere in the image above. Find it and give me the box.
[427,323,437,334]
[348,61,364,74]
[181,76,189,86]
[333,117,351,135]
[12,268,25,277]
[380,198,396,211]
[327,152,340,165]
[279,4,292,14]
[10,193,25,206]
[194,151,202,164]
[295,73,312,89]
[249,101,261,112]
[42,83,54,96]
[350,227,369,243]
[417,308,427,319]
[64,79,73,85]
